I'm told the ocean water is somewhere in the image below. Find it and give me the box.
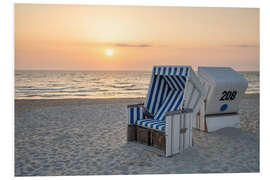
[15,70,259,99]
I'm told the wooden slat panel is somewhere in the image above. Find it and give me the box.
[172,114,180,154]
[189,113,193,147]
[185,82,194,108]
[180,113,184,153]
[189,89,199,110]
[184,113,189,149]
[200,101,206,131]
[165,116,172,157]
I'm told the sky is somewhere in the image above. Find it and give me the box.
[15,4,260,71]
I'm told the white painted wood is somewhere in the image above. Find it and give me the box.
[189,89,199,110]
[194,93,205,117]
[197,67,248,132]
[185,82,194,108]
[165,116,172,157]
[172,115,180,154]
[193,114,197,129]
[182,70,191,109]
[189,113,193,147]
[194,113,199,130]
[198,67,248,115]
[128,107,131,124]
[180,113,184,153]
[205,114,241,132]
[199,101,205,131]
[184,113,189,149]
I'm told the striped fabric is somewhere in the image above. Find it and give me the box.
[128,106,145,125]
[154,90,184,121]
[145,75,170,116]
[136,119,165,132]
[153,66,190,76]
[145,66,190,117]
[163,75,186,91]
[131,65,190,131]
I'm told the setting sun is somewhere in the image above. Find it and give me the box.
[105,49,114,56]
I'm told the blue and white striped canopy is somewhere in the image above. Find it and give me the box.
[145,66,191,120]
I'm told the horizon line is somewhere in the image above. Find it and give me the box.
[14,69,259,72]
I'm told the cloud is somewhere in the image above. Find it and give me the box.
[225,44,259,48]
[114,43,152,48]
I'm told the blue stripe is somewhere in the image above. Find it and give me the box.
[173,67,177,75]
[137,107,140,120]
[159,91,178,121]
[182,76,186,82]
[163,67,167,74]
[151,76,162,115]
[161,126,165,131]
[171,76,182,90]
[153,67,156,74]
[158,67,161,74]
[176,76,185,89]
[157,78,167,110]
[167,91,180,111]
[155,91,174,120]
[173,76,184,90]
[168,76,181,90]
[151,66,190,76]
[164,76,175,90]
[146,75,157,110]
[168,67,172,75]
[185,67,189,76]
[174,92,184,109]
[130,108,134,124]
[136,119,165,132]
[179,67,183,75]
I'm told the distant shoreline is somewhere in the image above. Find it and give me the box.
[15,93,259,117]
[14,93,259,101]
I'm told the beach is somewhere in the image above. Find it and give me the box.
[15,93,259,176]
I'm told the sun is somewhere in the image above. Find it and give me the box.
[105,49,114,56]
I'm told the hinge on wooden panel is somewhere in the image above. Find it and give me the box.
[180,128,187,134]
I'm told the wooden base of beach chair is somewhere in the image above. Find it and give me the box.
[127,125,137,141]
[137,126,151,145]
[129,125,166,153]
[150,129,166,152]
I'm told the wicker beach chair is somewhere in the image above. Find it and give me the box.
[127,65,206,157]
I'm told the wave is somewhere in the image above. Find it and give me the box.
[111,84,136,88]
[15,70,259,99]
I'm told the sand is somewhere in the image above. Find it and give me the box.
[15,94,259,176]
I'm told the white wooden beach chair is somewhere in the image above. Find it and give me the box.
[194,67,248,132]
[127,65,206,157]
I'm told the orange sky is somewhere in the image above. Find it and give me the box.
[15,4,260,71]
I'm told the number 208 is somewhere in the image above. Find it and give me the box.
[219,91,237,101]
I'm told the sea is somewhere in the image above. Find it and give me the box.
[15,70,259,99]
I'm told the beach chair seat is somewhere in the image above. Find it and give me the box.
[127,65,206,157]
[135,90,184,132]
[136,119,165,132]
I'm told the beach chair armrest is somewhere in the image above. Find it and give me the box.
[127,103,144,108]
[128,104,146,125]
[165,108,193,117]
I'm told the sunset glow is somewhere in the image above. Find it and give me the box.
[15,4,259,71]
